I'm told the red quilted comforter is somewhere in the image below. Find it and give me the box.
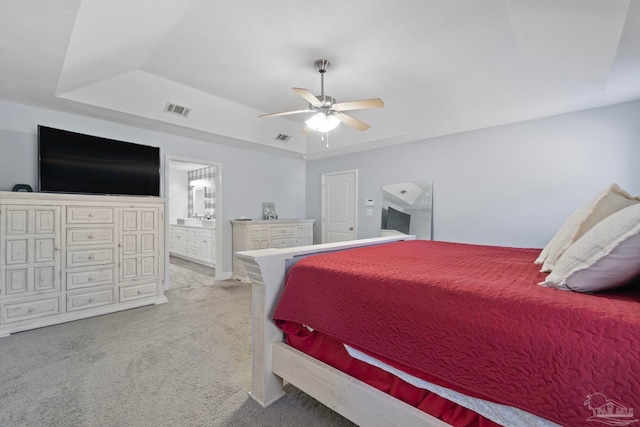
[273,240,640,426]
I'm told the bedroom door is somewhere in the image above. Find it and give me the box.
[322,170,357,243]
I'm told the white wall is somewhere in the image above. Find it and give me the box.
[0,100,306,276]
[168,168,188,223]
[2,98,638,266]
[306,100,640,248]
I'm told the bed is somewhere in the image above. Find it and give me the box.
[235,185,640,426]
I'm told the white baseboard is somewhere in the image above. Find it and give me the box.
[218,271,233,280]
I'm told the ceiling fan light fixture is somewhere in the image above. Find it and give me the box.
[305,112,340,133]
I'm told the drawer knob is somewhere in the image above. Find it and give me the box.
[88,255,94,260]
[88,234,94,239]
[88,298,95,303]
[88,277,93,282]
[88,213,94,217]
[27,308,36,313]
[137,290,142,294]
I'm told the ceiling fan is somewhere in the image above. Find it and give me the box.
[259,59,384,133]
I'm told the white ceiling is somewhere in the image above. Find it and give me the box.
[1,0,638,160]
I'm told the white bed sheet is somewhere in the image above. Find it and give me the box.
[344,345,560,427]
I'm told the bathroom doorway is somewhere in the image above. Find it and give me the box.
[165,156,223,283]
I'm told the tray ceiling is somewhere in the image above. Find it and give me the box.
[1,0,638,159]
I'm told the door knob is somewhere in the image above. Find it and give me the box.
[349,227,354,230]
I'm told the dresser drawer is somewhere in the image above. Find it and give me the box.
[120,282,157,302]
[296,225,312,236]
[66,227,114,246]
[67,288,115,311]
[271,237,295,248]
[250,239,270,250]
[66,207,114,224]
[271,226,295,237]
[66,267,116,290]
[1,296,60,324]
[295,236,313,246]
[249,228,270,240]
[67,247,115,268]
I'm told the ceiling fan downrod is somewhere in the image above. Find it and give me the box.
[315,59,330,102]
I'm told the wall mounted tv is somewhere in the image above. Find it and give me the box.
[38,125,160,196]
[383,206,411,234]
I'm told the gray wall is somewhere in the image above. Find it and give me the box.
[168,168,189,222]
[2,98,639,267]
[0,128,38,189]
[306,100,640,248]
[0,100,306,276]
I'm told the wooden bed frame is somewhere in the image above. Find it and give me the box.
[236,235,451,427]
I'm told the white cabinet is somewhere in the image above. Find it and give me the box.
[120,208,159,284]
[231,219,314,282]
[0,192,166,337]
[169,225,215,267]
[1,205,61,323]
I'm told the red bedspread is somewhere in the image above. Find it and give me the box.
[273,240,640,427]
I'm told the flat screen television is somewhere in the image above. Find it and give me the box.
[38,125,160,196]
[384,206,411,234]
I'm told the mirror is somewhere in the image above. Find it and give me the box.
[381,180,433,240]
[193,186,206,218]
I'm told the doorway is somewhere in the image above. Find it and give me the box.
[165,156,223,283]
[321,170,358,243]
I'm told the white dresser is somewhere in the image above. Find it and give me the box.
[231,219,314,282]
[169,225,216,267]
[0,192,166,337]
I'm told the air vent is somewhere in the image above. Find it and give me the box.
[274,133,291,142]
[164,102,191,117]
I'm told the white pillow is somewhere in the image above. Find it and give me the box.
[535,184,640,272]
[539,203,640,292]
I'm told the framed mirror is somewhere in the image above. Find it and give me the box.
[193,186,206,218]
[381,180,433,240]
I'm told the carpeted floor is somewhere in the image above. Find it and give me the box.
[0,257,355,426]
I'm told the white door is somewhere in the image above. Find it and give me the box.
[322,170,357,243]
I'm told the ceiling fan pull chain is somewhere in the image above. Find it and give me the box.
[325,131,329,149]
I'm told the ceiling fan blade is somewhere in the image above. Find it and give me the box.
[292,88,322,106]
[259,109,311,118]
[333,98,384,111]
[333,112,370,131]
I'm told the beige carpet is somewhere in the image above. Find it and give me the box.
[0,257,355,426]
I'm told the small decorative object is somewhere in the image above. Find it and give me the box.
[12,184,33,192]
[262,202,278,220]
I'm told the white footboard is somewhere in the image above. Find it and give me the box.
[236,235,450,426]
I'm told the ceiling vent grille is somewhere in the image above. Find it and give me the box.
[164,102,191,118]
[274,133,291,142]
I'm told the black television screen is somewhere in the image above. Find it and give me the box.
[385,206,411,234]
[38,126,160,196]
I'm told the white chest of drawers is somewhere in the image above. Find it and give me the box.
[64,205,117,313]
[231,219,314,282]
[0,192,166,337]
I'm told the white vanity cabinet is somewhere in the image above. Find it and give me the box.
[169,225,216,267]
[0,192,166,337]
[231,219,314,282]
